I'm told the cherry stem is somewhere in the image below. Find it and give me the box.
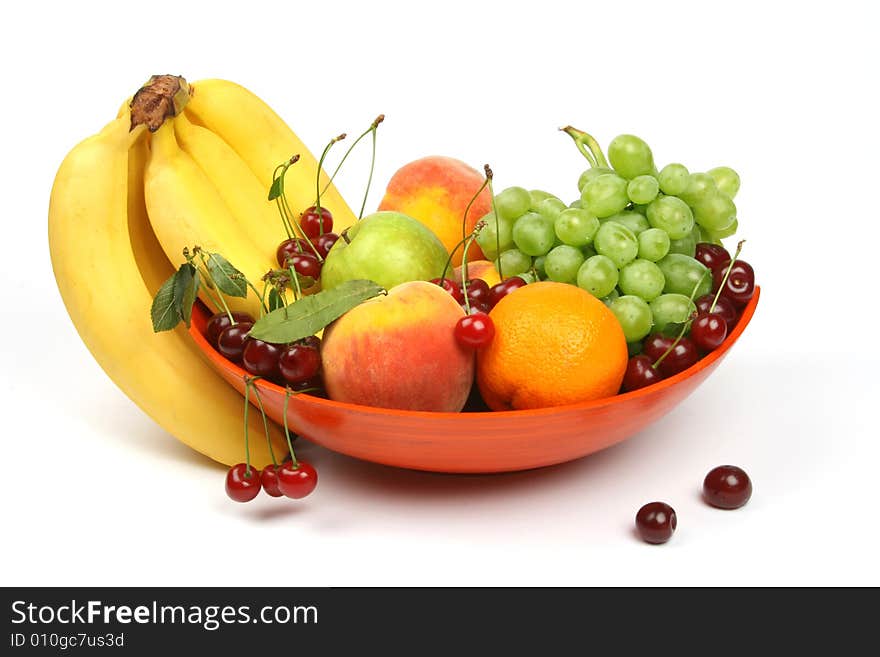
[560,125,608,168]
[459,230,484,315]
[484,164,502,280]
[282,389,299,468]
[438,225,484,286]
[273,157,300,239]
[322,115,385,199]
[245,280,269,317]
[358,126,379,221]
[460,175,490,249]
[710,240,745,313]
[315,134,346,223]
[242,377,253,477]
[247,377,277,467]
[288,265,303,303]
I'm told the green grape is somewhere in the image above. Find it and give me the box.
[705,217,738,241]
[608,134,655,180]
[544,245,586,283]
[627,175,660,205]
[569,199,583,209]
[646,196,695,240]
[577,255,619,298]
[533,255,547,278]
[537,196,567,220]
[693,193,737,231]
[581,244,597,259]
[577,167,614,192]
[593,221,638,267]
[707,166,741,199]
[637,228,671,262]
[679,172,718,206]
[601,288,620,307]
[474,211,514,259]
[529,189,561,210]
[512,212,556,256]
[667,224,700,257]
[581,173,630,218]
[618,259,665,301]
[603,211,650,236]
[609,295,654,342]
[555,208,600,247]
[494,186,531,221]
[656,253,712,297]
[650,294,697,330]
[657,163,690,196]
[494,248,532,278]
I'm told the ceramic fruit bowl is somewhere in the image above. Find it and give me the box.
[190,287,759,473]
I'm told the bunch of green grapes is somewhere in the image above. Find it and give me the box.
[475,131,741,346]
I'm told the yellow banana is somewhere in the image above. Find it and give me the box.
[49,112,287,468]
[173,111,284,262]
[184,78,358,236]
[144,120,274,319]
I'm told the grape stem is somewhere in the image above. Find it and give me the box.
[560,125,609,168]
[710,240,745,313]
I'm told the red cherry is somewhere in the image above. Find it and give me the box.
[260,465,284,498]
[278,343,322,385]
[206,312,254,347]
[276,238,312,268]
[695,294,737,328]
[713,259,755,307]
[691,312,728,351]
[430,277,465,303]
[225,463,262,502]
[622,354,664,392]
[287,376,325,395]
[455,312,495,348]
[703,465,752,509]
[463,278,491,305]
[642,333,675,362]
[217,322,254,363]
[299,206,333,239]
[314,232,340,258]
[462,300,492,315]
[656,336,699,377]
[488,276,527,307]
[694,242,731,274]
[288,253,322,280]
[299,335,322,350]
[277,460,318,499]
[635,501,677,544]
[242,339,282,378]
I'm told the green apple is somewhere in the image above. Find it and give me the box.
[320,211,449,291]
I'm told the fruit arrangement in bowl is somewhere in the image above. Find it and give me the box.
[48,74,758,503]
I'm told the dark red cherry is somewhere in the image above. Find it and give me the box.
[242,339,282,378]
[277,460,318,499]
[206,312,254,347]
[276,238,312,268]
[217,322,254,363]
[225,463,262,502]
[622,354,663,392]
[299,206,333,239]
[463,278,490,305]
[635,502,677,544]
[260,465,284,498]
[703,465,752,509]
[656,336,699,377]
[695,294,737,328]
[454,312,495,348]
[695,242,732,274]
[488,276,527,307]
[713,259,755,307]
[430,277,465,304]
[288,253,322,280]
[314,232,340,258]
[691,312,728,352]
[642,333,675,362]
[278,343,322,385]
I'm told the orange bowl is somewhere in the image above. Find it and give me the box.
[190,287,759,473]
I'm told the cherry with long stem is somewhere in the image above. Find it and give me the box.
[321,115,385,201]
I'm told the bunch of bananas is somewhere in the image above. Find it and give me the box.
[48,75,357,466]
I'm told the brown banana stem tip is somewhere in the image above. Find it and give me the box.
[129,74,190,132]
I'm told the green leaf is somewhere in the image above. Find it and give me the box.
[249,279,385,344]
[151,270,182,332]
[267,288,284,312]
[174,263,200,328]
[206,253,247,298]
[268,175,284,201]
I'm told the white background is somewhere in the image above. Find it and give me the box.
[2,0,878,586]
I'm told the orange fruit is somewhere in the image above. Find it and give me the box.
[477,281,628,410]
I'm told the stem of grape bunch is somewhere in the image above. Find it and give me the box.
[560,125,609,168]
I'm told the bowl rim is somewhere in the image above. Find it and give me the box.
[191,286,760,419]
